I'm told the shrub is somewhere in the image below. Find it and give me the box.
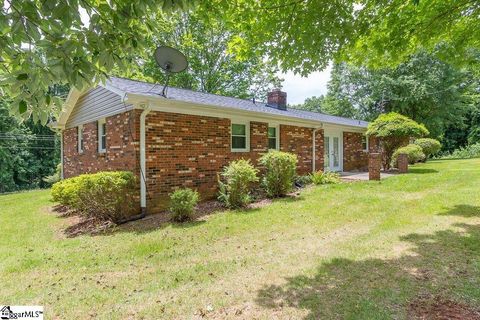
[259,150,298,198]
[169,188,200,222]
[440,142,480,159]
[310,171,341,185]
[414,138,441,159]
[51,171,137,222]
[367,112,429,169]
[295,174,313,187]
[391,144,425,167]
[218,159,259,208]
[51,175,85,207]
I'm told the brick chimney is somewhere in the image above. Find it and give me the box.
[267,89,287,110]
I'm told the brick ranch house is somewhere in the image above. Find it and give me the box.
[53,77,379,214]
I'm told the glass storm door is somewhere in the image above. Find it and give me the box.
[324,133,342,171]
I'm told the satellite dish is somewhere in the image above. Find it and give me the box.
[154,46,188,97]
[155,46,188,73]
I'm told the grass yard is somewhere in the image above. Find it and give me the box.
[1,159,480,319]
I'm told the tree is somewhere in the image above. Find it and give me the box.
[3,0,479,119]
[290,96,325,113]
[323,53,479,143]
[0,98,59,193]
[366,112,429,169]
[128,13,281,100]
[0,0,192,122]
[209,0,480,73]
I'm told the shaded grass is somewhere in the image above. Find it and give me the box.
[0,159,479,319]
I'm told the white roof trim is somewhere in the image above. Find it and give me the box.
[56,82,366,133]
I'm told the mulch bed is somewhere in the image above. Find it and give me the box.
[409,295,480,320]
[51,187,305,238]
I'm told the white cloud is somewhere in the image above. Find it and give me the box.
[280,65,332,105]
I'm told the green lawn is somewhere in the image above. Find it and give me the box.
[1,159,480,319]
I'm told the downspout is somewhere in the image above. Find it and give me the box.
[117,104,151,225]
[139,105,151,215]
[60,130,64,179]
[312,128,318,172]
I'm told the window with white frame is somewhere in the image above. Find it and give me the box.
[362,134,368,151]
[77,125,84,153]
[268,125,279,150]
[98,119,106,153]
[231,123,249,151]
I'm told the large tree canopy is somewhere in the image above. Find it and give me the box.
[207,0,480,73]
[0,0,192,121]
[295,53,478,142]
[1,0,479,120]
[125,13,281,100]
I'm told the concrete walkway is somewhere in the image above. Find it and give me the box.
[340,171,395,181]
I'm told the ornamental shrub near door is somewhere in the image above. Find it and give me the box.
[259,150,298,198]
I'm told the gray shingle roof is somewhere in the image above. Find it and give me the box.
[107,76,368,128]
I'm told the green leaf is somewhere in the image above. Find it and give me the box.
[17,73,29,81]
[19,100,27,114]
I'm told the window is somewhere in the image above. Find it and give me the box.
[362,134,368,151]
[78,125,84,153]
[268,126,279,150]
[98,119,106,153]
[231,123,249,151]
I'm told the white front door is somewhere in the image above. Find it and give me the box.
[324,131,343,171]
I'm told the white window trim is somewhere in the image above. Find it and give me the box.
[362,134,369,152]
[231,121,250,152]
[98,118,106,153]
[77,125,83,154]
[268,124,280,150]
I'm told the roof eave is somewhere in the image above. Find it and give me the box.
[125,92,367,131]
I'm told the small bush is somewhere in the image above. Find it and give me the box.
[310,171,341,185]
[51,171,137,222]
[392,144,425,167]
[169,188,199,222]
[295,174,313,187]
[414,138,441,159]
[218,159,259,208]
[259,150,298,198]
[440,143,480,160]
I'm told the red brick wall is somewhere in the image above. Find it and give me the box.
[342,132,382,171]
[64,109,379,213]
[343,131,369,171]
[314,129,325,172]
[144,113,326,212]
[144,111,232,211]
[280,125,315,174]
[63,110,140,179]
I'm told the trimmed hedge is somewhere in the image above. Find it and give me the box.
[392,144,425,167]
[414,138,441,159]
[51,171,137,222]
